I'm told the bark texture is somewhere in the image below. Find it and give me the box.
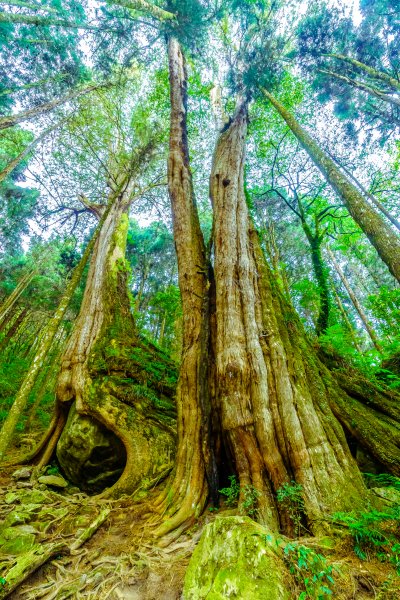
[154,37,212,537]
[0,208,109,461]
[55,191,177,496]
[210,102,368,533]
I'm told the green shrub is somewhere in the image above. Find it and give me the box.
[219,475,240,507]
[277,481,306,536]
[282,541,338,599]
[331,509,400,573]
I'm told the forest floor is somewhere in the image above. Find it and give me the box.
[0,459,399,599]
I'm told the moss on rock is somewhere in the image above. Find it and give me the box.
[183,516,290,599]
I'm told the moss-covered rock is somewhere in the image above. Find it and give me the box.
[372,487,400,507]
[183,516,290,599]
[0,534,36,555]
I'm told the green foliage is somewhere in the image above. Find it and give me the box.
[363,472,400,491]
[332,509,400,572]
[282,541,338,600]
[241,484,261,517]
[219,475,240,507]
[277,481,306,536]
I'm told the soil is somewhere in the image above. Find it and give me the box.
[0,464,399,600]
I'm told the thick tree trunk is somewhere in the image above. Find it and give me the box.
[154,37,211,538]
[52,190,176,496]
[326,247,382,352]
[210,102,368,534]
[262,89,400,282]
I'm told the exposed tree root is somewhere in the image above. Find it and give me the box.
[0,508,110,599]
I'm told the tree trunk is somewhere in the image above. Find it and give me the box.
[53,190,176,496]
[300,215,330,336]
[153,37,212,539]
[262,89,400,283]
[331,283,362,352]
[210,101,368,534]
[0,207,110,461]
[326,247,382,352]
[327,152,400,232]
[0,305,29,352]
[0,268,37,326]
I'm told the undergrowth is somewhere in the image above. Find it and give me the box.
[331,507,400,574]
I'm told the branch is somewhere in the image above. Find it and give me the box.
[0,0,57,12]
[0,81,111,130]
[0,12,113,30]
[326,53,400,92]
[106,0,175,21]
[0,119,66,183]
[318,68,400,108]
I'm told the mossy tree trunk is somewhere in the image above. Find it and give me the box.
[0,210,110,462]
[52,184,177,495]
[262,89,400,283]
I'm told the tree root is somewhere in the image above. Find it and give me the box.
[0,508,110,598]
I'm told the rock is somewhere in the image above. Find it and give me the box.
[38,475,68,489]
[12,467,32,480]
[372,487,400,506]
[1,525,37,539]
[19,490,49,505]
[0,534,36,555]
[183,516,290,599]
[5,492,19,505]
[4,511,31,527]
[16,481,33,489]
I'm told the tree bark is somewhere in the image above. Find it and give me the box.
[154,37,212,538]
[262,89,400,283]
[54,187,176,497]
[326,247,382,352]
[210,101,367,534]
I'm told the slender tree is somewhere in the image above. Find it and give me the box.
[262,89,400,282]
